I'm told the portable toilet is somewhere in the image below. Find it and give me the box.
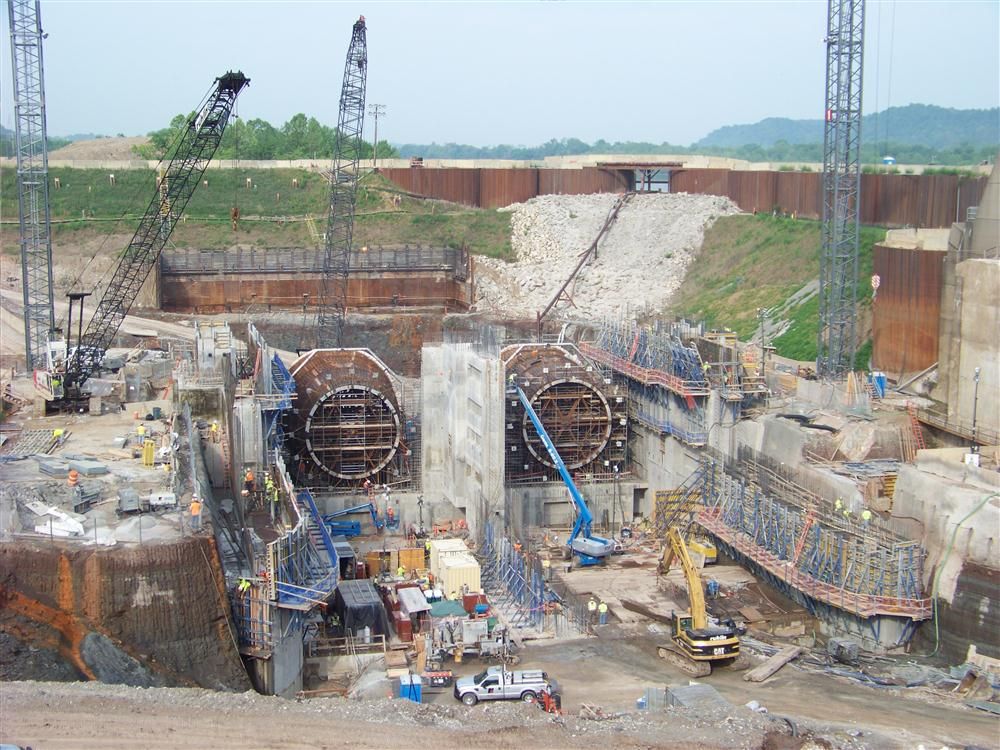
[398,673,422,703]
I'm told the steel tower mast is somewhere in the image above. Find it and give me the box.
[7,0,54,370]
[817,0,865,379]
[317,15,368,347]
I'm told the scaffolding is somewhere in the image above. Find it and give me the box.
[478,520,588,637]
[502,344,626,484]
[690,453,930,621]
[583,317,711,447]
[262,455,339,610]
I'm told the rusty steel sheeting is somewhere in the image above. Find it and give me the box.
[160,275,472,314]
[379,167,630,208]
[379,167,480,206]
[501,343,627,482]
[871,244,944,376]
[671,169,987,228]
[538,167,632,196]
[288,349,402,484]
[479,168,538,208]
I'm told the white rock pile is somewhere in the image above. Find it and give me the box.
[475,192,740,319]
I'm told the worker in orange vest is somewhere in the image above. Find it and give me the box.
[243,468,255,497]
[190,496,203,531]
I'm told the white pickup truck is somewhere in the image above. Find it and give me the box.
[453,666,557,706]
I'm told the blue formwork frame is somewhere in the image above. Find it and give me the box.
[478,521,551,631]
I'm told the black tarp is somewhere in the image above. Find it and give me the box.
[333,579,390,637]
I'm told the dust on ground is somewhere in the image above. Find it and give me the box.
[48,136,150,161]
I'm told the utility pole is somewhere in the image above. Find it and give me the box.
[368,103,386,169]
[971,366,981,449]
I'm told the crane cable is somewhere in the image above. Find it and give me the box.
[231,96,241,233]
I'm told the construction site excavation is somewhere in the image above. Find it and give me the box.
[1,6,999,750]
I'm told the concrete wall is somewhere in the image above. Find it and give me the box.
[948,259,1000,435]
[969,156,999,258]
[891,452,1000,659]
[421,343,504,538]
[506,480,640,541]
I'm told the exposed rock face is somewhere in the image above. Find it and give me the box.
[0,537,250,689]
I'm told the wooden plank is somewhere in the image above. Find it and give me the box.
[743,646,804,682]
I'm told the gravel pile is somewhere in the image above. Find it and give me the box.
[475,192,740,319]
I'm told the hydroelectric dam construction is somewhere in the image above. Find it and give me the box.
[1,5,998,750]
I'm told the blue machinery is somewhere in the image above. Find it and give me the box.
[322,501,383,538]
[515,385,614,566]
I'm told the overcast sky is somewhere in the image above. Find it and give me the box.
[2,1,997,146]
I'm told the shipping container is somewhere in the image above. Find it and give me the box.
[429,539,471,578]
[438,553,482,599]
[398,547,425,573]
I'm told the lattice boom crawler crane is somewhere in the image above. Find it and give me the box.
[34,72,250,407]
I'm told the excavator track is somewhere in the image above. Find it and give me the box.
[657,643,711,678]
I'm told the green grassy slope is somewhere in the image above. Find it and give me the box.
[667,214,884,364]
[0,168,513,260]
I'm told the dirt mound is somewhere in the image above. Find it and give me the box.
[49,136,150,160]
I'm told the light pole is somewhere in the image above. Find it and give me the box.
[971,366,981,449]
[368,103,386,169]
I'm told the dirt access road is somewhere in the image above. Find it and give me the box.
[4,628,997,750]
[502,631,999,749]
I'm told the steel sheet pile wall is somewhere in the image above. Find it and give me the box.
[537,167,633,197]
[671,169,987,227]
[159,245,472,313]
[480,168,538,208]
[871,244,945,375]
[379,167,630,208]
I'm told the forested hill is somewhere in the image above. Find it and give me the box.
[696,104,999,150]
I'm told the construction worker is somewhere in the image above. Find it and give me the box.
[190,496,203,531]
[397,565,406,579]
[243,468,255,497]
[238,578,251,594]
[587,597,597,625]
[597,600,608,625]
[861,509,873,526]
[137,423,146,438]
[210,420,219,443]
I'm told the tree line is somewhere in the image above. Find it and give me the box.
[130,113,398,161]
[393,137,995,166]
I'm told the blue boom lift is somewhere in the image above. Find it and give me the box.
[515,385,615,566]
[323,501,384,538]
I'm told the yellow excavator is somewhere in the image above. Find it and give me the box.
[656,527,742,677]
